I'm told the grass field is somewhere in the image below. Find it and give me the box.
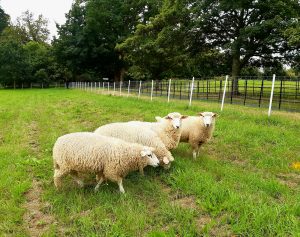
[0,88,299,236]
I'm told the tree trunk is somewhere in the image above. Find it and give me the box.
[231,52,241,95]
[114,67,125,82]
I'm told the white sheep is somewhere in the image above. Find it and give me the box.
[128,112,188,151]
[94,122,174,173]
[180,112,218,159]
[53,132,159,193]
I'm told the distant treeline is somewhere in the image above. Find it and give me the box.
[0,0,300,88]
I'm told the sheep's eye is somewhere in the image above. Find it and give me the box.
[148,154,151,157]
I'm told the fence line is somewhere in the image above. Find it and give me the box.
[70,75,300,114]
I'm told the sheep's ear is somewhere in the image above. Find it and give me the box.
[181,115,188,119]
[164,116,172,120]
[149,147,155,152]
[162,157,170,165]
[198,113,204,117]
[155,116,162,122]
[213,113,219,117]
[140,150,147,157]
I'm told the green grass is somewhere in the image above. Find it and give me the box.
[0,88,299,236]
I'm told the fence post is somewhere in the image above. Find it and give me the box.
[230,78,234,104]
[180,82,182,100]
[221,75,229,111]
[189,77,195,106]
[197,80,200,98]
[119,81,122,96]
[218,80,222,101]
[258,78,264,107]
[113,82,116,95]
[167,79,171,102]
[268,74,276,117]
[173,81,176,98]
[108,82,110,93]
[278,77,283,110]
[127,80,130,97]
[206,80,209,100]
[138,80,142,99]
[244,78,248,105]
[151,80,154,101]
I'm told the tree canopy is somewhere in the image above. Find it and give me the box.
[0,0,300,88]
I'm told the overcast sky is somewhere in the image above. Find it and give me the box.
[0,0,74,39]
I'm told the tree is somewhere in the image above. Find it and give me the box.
[16,10,50,43]
[0,6,9,34]
[53,0,161,81]
[117,0,193,80]
[0,38,30,87]
[191,0,300,93]
[284,21,300,74]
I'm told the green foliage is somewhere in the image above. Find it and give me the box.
[16,10,50,43]
[0,6,9,34]
[192,0,300,76]
[0,38,30,86]
[53,0,161,81]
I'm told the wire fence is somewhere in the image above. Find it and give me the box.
[0,82,67,89]
[71,75,300,114]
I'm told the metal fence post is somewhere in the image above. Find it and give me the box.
[258,78,264,107]
[244,78,248,105]
[119,81,122,96]
[127,80,130,97]
[167,79,171,102]
[189,77,195,106]
[279,77,283,110]
[138,80,142,99]
[221,75,229,111]
[268,74,276,117]
[151,80,154,101]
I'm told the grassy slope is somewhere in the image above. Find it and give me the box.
[0,89,299,236]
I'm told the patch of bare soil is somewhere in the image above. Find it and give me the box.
[276,173,300,188]
[23,179,57,237]
[159,181,212,232]
[28,121,40,154]
[209,223,232,237]
[170,192,199,210]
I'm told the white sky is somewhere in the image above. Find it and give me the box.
[0,0,74,39]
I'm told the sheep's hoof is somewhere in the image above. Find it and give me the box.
[94,184,100,192]
[77,181,85,188]
[163,163,171,170]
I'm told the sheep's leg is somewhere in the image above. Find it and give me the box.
[197,142,204,156]
[53,168,69,189]
[139,166,144,176]
[70,170,84,188]
[117,179,125,194]
[106,173,125,193]
[192,150,197,160]
[95,174,104,192]
[191,144,199,160]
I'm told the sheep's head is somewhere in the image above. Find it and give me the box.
[198,112,218,127]
[163,112,188,129]
[140,146,160,167]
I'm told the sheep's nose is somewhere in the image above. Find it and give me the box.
[176,125,180,129]
[205,124,210,127]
